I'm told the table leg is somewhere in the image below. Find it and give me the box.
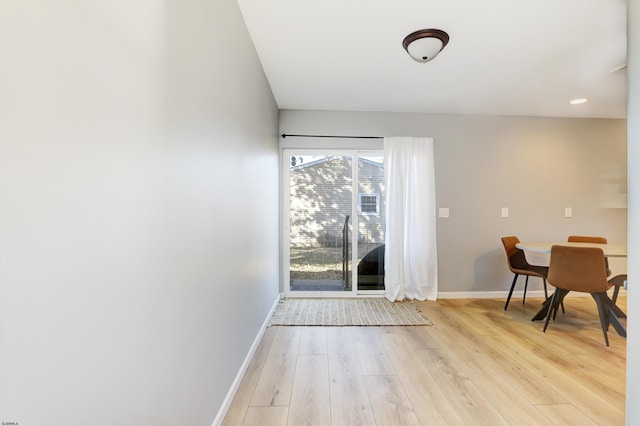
[531,290,568,321]
[531,296,552,321]
[591,293,626,337]
[607,297,627,337]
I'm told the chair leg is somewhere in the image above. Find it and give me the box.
[593,293,610,347]
[541,281,563,313]
[543,290,561,333]
[611,302,627,319]
[523,276,529,304]
[504,273,519,310]
[557,286,565,314]
[612,285,621,304]
[552,289,568,321]
[610,285,626,318]
[598,293,627,338]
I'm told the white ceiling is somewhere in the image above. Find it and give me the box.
[237,0,627,119]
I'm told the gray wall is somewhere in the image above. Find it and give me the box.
[627,0,638,421]
[0,1,279,425]
[280,110,627,295]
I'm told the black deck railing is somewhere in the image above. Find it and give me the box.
[342,215,350,289]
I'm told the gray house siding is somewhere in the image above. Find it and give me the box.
[289,156,385,248]
[358,158,385,244]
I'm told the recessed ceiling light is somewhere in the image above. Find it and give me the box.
[569,98,588,105]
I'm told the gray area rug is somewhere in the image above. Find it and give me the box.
[268,298,432,326]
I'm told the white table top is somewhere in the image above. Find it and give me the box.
[516,242,627,257]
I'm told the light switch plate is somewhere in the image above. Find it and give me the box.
[565,207,572,218]
[501,207,509,218]
[439,207,450,218]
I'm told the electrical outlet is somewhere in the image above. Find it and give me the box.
[439,207,450,218]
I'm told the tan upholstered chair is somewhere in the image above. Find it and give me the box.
[501,236,549,310]
[544,245,623,346]
[567,235,611,276]
[568,235,624,313]
[567,235,607,244]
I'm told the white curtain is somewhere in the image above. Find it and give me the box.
[384,136,438,301]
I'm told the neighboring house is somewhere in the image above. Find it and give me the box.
[289,156,385,247]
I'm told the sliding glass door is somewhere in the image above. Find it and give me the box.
[356,154,385,291]
[283,149,385,296]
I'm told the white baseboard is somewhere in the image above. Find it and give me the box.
[437,289,624,299]
[437,290,548,299]
[211,293,281,426]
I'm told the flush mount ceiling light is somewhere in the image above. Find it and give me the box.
[402,29,449,63]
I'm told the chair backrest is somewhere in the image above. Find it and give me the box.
[568,235,608,244]
[547,245,609,293]
[567,235,611,275]
[501,236,529,271]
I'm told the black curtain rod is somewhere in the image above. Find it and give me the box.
[281,133,383,139]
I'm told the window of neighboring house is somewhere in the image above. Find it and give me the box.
[359,193,379,215]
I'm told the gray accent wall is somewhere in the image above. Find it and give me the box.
[0,1,279,425]
[280,110,627,295]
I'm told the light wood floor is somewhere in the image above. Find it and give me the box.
[223,296,627,425]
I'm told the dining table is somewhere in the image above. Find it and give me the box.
[515,241,627,257]
[516,241,627,337]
